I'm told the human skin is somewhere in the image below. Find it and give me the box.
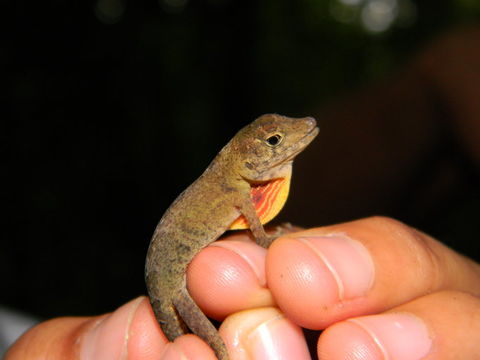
[6,216,480,359]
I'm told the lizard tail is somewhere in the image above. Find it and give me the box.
[173,287,229,360]
[145,269,189,340]
[145,237,190,341]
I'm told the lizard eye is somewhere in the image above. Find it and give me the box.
[265,133,283,147]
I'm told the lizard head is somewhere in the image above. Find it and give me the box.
[230,113,319,181]
[226,114,319,229]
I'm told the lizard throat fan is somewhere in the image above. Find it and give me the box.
[229,176,290,229]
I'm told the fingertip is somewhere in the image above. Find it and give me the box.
[267,237,337,328]
[101,297,217,360]
[211,240,268,286]
[318,313,432,360]
[127,296,169,359]
[79,296,146,360]
[266,235,373,329]
[188,240,274,319]
[220,307,310,360]
[318,321,382,360]
[172,334,217,359]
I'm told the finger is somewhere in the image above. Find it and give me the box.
[219,307,310,360]
[187,236,275,320]
[318,290,480,360]
[5,297,212,360]
[163,335,217,360]
[266,216,480,329]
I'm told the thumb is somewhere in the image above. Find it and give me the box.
[5,297,166,360]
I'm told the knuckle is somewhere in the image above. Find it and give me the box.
[366,215,408,230]
[433,290,480,326]
[365,216,442,291]
[436,290,480,305]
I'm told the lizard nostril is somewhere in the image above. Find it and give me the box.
[305,117,317,127]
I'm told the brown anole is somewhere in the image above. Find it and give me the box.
[145,114,319,359]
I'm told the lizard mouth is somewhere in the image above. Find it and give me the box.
[302,123,320,143]
[292,125,319,154]
[273,125,319,166]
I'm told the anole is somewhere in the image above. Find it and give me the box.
[145,114,319,359]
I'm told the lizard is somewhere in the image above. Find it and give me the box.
[145,114,319,359]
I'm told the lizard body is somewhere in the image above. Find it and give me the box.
[145,114,318,359]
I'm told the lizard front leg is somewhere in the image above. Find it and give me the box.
[238,198,276,248]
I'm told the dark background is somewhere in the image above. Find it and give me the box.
[2,0,479,320]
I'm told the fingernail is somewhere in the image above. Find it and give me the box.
[296,234,374,300]
[80,297,144,360]
[160,343,186,360]
[211,240,268,286]
[348,313,432,360]
[247,314,309,359]
[220,308,310,360]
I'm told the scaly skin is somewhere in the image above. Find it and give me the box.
[145,114,319,359]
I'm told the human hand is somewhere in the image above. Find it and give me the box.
[187,216,480,359]
[6,216,480,359]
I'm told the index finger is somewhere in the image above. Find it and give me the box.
[266,216,480,329]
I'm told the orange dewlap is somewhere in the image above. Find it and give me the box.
[229,177,291,230]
